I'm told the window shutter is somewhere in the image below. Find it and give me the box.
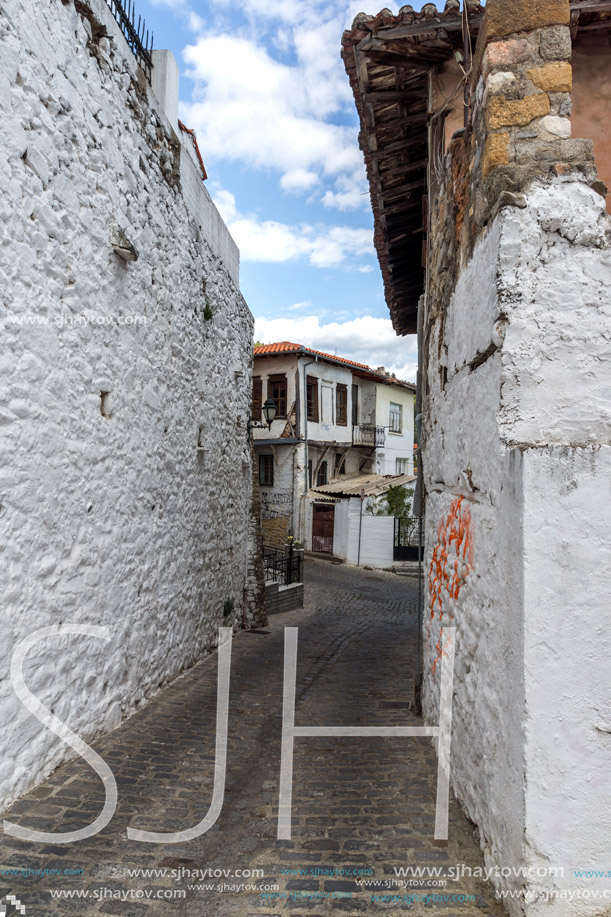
[252,376,262,420]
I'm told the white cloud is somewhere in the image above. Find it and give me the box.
[227,216,373,268]
[280,169,320,193]
[179,4,372,211]
[212,187,238,223]
[254,315,418,383]
[182,34,362,185]
[210,187,374,268]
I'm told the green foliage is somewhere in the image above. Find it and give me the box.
[383,485,414,520]
[203,298,213,321]
[222,597,235,618]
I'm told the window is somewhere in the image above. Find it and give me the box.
[336,384,347,426]
[259,454,274,486]
[268,374,287,419]
[316,461,328,487]
[352,384,359,425]
[252,376,262,420]
[335,453,346,476]
[308,460,313,488]
[307,376,319,422]
[396,457,410,474]
[389,402,402,433]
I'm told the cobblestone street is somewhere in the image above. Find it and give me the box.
[0,560,505,916]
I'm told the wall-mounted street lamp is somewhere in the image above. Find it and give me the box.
[248,398,277,435]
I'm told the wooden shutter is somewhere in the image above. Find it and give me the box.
[252,376,262,420]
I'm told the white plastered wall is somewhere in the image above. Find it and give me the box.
[423,179,611,914]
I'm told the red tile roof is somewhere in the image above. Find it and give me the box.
[254,342,415,390]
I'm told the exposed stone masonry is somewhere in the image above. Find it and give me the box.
[426,0,601,336]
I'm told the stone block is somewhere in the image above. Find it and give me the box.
[483,0,570,40]
[486,71,516,96]
[487,93,550,130]
[538,115,571,139]
[482,132,510,177]
[527,61,572,93]
[539,25,572,61]
[24,146,50,185]
[483,39,531,76]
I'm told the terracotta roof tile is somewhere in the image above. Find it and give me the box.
[254,342,415,390]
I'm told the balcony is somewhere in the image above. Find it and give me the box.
[352,424,385,447]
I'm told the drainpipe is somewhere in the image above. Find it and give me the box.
[302,355,319,494]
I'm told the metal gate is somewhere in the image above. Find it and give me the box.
[393,516,423,561]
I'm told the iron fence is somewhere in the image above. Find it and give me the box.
[352,424,386,447]
[263,544,303,586]
[104,0,154,82]
[394,516,424,561]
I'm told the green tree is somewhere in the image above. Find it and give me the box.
[368,485,417,542]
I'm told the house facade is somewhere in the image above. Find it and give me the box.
[343,0,611,911]
[252,343,415,551]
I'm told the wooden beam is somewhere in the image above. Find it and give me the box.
[364,89,428,103]
[376,12,484,40]
[380,157,427,176]
[570,0,611,10]
[363,50,435,72]
[373,111,429,130]
[370,137,427,158]
[576,19,611,30]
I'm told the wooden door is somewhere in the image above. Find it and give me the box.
[312,504,335,554]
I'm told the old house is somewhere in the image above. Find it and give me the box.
[252,342,415,553]
[308,471,417,568]
[0,0,262,811]
[343,0,611,912]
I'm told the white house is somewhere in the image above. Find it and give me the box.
[252,342,416,553]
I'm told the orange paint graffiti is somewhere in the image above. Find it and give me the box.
[428,496,474,678]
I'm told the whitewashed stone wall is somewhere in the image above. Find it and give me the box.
[0,0,255,809]
[422,178,611,914]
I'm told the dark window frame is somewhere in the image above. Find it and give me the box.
[268,374,288,420]
[334,452,346,476]
[351,383,359,426]
[259,454,274,486]
[316,460,328,487]
[306,376,319,422]
[252,375,262,421]
[389,401,402,434]
[336,383,348,426]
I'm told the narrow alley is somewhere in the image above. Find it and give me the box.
[0,560,504,916]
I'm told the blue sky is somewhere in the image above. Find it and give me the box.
[136,0,431,380]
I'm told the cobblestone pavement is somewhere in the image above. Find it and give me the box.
[0,560,506,917]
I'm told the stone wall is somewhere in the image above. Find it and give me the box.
[262,516,291,548]
[421,1,611,913]
[265,582,304,616]
[0,0,257,809]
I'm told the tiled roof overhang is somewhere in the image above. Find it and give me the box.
[341,0,611,336]
[254,342,416,391]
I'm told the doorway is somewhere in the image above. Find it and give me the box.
[312,503,335,554]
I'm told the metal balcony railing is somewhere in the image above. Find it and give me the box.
[104,0,154,83]
[262,544,303,586]
[352,424,386,447]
